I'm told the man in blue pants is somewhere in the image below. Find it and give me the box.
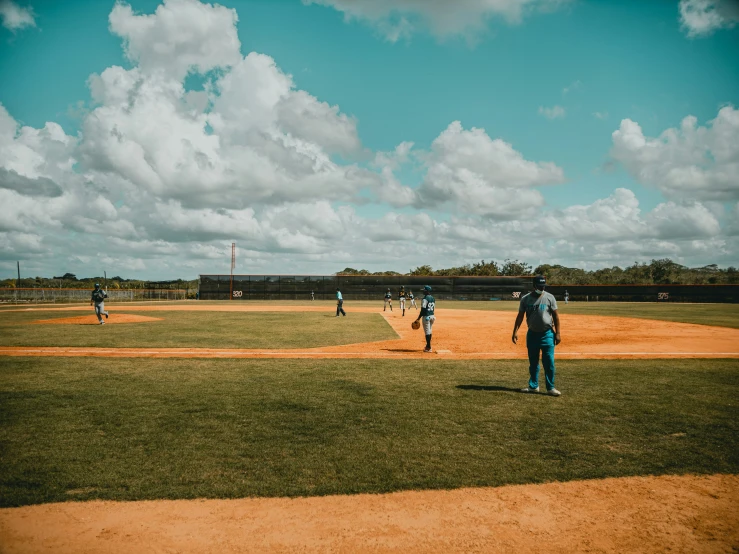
[335,288,346,317]
[511,275,562,396]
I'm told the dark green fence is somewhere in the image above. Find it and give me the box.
[198,275,531,301]
[199,275,739,303]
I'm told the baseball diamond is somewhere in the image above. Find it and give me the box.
[0,299,737,553]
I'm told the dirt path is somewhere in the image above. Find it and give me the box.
[5,308,738,359]
[1,474,736,553]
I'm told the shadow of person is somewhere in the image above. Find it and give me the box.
[383,348,419,353]
[456,384,523,393]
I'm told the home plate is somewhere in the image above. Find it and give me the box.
[437,349,452,354]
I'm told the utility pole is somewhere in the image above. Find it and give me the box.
[104,271,107,292]
[230,242,236,300]
[16,261,20,288]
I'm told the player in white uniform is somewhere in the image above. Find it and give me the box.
[398,286,407,316]
[383,288,393,311]
[409,290,417,309]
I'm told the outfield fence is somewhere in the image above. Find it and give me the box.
[199,275,739,303]
[0,288,190,304]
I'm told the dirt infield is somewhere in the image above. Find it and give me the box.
[32,314,163,325]
[1,474,736,553]
[5,306,737,359]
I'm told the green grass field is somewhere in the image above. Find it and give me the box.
[1,357,737,507]
[0,311,397,349]
[0,302,737,508]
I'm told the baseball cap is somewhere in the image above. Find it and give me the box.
[94,283,100,288]
[533,275,546,290]
[423,285,432,292]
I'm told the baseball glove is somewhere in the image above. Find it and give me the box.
[411,320,420,330]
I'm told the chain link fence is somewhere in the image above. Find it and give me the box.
[0,288,189,304]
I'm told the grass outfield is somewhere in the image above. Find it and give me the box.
[0,311,397,349]
[1,357,737,507]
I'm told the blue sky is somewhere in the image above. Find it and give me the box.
[1,0,738,279]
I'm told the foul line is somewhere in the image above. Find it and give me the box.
[0,348,738,359]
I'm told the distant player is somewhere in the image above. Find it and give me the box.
[564,290,569,305]
[512,275,562,397]
[384,288,393,312]
[311,290,315,301]
[409,290,417,309]
[398,286,407,316]
[336,288,346,317]
[414,285,435,352]
[90,283,109,325]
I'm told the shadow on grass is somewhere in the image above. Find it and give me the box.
[456,384,523,393]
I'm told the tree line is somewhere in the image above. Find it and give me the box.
[1,273,199,290]
[338,259,739,285]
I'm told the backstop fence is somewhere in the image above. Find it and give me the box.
[0,288,190,304]
[198,275,739,302]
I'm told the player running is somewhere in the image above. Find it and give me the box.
[384,288,393,312]
[414,285,435,352]
[90,283,109,324]
[409,290,417,309]
[398,286,407,316]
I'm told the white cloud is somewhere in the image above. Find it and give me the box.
[0,0,35,31]
[302,0,572,42]
[611,106,739,201]
[593,111,608,120]
[538,105,565,119]
[109,0,242,79]
[415,121,564,217]
[679,0,739,37]
[562,80,580,95]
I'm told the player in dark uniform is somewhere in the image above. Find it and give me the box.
[384,288,393,312]
[414,285,435,352]
[398,286,407,316]
[90,283,109,324]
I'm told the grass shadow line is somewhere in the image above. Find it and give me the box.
[456,384,523,393]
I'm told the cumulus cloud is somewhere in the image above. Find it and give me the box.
[0,0,34,31]
[108,0,241,79]
[538,105,565,119]
[303,0,572,42]
[415,121,564,217]
[611,106,739,201]
[679,0,739,37]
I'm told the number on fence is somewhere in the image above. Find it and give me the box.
[233,290,243,298]
[657,292,669,300]
[512,292,521,299]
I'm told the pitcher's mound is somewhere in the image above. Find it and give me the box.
[33,314,163,325]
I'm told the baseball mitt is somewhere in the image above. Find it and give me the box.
[411,320,420,330]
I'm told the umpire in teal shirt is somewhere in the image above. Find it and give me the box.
[512,275,562,396]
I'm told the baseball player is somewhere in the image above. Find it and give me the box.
[398,286,407,316]
[90,283,109,324]
[383,288,393,312]
[409,290,417,309]
[335,288,346,317]
[564,290,569,305]
[414,285,435,352]
[311,290,315,301]
[512,275,562,396]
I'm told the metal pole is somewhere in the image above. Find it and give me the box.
[16,261,20,288]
